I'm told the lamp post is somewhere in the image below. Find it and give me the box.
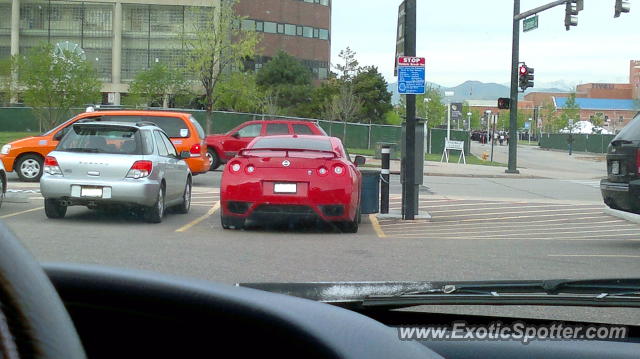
[467,112,472,131]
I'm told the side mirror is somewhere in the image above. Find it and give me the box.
[354,155,366,167]
[231,132,240,139]
[179,150,191,159]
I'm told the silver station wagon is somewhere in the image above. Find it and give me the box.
[40,121,192,223]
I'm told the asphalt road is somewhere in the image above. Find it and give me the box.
[1,170,639,325]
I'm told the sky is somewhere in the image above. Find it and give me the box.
[331,0,639,88]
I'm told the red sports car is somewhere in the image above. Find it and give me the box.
[220,135,366,232]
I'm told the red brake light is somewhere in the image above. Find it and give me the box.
[333,164,345,175]
[229,161,242,173]
[317,166,328,176]
[127,160,152,179]
[44,156,58,166]
[636,149,640,174]
[190,144,201,154]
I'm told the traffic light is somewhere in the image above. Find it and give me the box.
[615,0,631,17]
[497,98,511,110]
[564,0,581,30]
[518,63,534,92]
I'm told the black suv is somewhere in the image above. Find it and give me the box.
[601,112,640,212]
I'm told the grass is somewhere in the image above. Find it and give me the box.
[349,148,506,167]
[0,132,38,146]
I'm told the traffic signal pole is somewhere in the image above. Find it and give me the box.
[507,0,520,174]
[402,0,417,220]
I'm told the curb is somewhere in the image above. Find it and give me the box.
[603,207,640,224]
[386,171,546,179]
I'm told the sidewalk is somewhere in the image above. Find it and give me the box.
[365,157,547,179]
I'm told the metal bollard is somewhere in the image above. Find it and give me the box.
[381,145,390,214]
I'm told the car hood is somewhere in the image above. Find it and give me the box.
[6,135,42,147]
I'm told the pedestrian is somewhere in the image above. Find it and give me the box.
[499,133,504,146]
[505,133,509,145]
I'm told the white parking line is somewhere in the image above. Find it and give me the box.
[382,222,636,235]
[548,254,640,258]
[0,207,44,219]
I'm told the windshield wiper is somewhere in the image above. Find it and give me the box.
[60,147,102,153]
[239,279,640,310]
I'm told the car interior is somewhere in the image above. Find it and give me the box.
[0,227,637,359]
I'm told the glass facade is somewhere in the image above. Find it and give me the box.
[16,0,113,81]
[1,0,331,89]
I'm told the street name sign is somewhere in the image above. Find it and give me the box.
[397,56,425,95]
[523,15,538,32]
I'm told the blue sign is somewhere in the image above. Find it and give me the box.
[397,65,425,94]
[524,121,531,130]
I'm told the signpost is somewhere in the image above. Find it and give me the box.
[441,139,466,164]
[397,56,426,95]
[523,15,538,32]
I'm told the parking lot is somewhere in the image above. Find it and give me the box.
[0,169,637,291]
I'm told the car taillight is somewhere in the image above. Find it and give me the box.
[190,144,201,157]
[333,164,345,175]
[317,166,328,176]
[230,162,241,173]
[126,160,153,179]
[246,165,255,174]
[636,149,640,174]
[44,156,62,175]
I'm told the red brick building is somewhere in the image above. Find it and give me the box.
[236,0,331,80]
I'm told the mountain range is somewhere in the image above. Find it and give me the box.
[387,80,573,105]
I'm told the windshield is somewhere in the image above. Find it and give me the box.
[1,0,639,329]
[251,137,333,151]
[86,115,190,138]
[58,125,142,154]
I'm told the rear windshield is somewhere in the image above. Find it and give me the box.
[58,125,142,155]
[83,115,190,138]
[613,113,640,141]
[251,137,332,152]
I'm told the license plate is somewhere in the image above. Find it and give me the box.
[274,183,297,194]
[81,187,103,198]
[611,161,620,175]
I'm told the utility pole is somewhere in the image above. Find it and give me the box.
[402,0,418,220]
[507,0,520,174]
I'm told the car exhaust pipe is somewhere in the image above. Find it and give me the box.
[59,200,73,207]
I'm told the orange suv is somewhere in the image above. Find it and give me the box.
[0,110,210,181]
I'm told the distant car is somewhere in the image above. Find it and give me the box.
[205,120,327,170]
[601,112,640,213]
[1,109,210,182]
[40,121,192,223]
[220,135,365,232]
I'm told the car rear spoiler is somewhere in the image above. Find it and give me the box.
[239,148,339,158]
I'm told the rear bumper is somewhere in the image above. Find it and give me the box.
[40,175,161,207]
[600,179,640,212]
[185,156,210,175]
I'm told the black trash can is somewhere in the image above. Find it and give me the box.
[359,169,380,214]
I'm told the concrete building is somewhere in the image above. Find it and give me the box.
[0,0,331,105]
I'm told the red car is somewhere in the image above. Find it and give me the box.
[205,120,326,170]
[220,135,366,232]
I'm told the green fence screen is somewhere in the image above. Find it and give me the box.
[539,133,615,154]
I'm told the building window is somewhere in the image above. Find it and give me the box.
[313,28,319,38]
[284,24,296,36]
[241,19,255,31]
[277,23,284,34]
[302,26,313,38]
[263,21,277,33]
[318,68,328,80]
[255,21,263,31]
[320,0,329,5]
[319,29,329,40]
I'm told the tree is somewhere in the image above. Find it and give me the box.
[591,112,605,127]
[413,87,447,128]
[185,0,260,133]
[0,57,13,106]
[559,92,580,131]
[214,71,262,113]
[256,50,313,115]
[126,63,190,107]
[333,47,359,80]
[17,43,101,131]
[351,66,392,124]
[541,102,559,132]
[325,85,362,143]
